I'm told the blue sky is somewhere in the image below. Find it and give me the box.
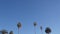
[0,0,60,34]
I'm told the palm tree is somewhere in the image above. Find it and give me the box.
[17,22,22,34]
[40,26,43,34]
[9,31,13,34]
[45,27,51,34]
[33,22,37,34]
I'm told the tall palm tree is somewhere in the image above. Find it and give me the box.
[9,31,13,34]
[40,26,43,34]
[45,27,51,34]
[17,22,22,34]
[33,22,37,34]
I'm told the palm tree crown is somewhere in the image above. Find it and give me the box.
[9,31,13,34]
[2,29,8,34]
[17,22,21,29]
[45,27,51,34]
[40,26,42,30]
[34,22,37,27]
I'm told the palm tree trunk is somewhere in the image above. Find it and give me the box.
[46,33,49,34]
[34,27,36,34]
[48,33,49,34]
[41,30,43,34]
[18,28,19,34]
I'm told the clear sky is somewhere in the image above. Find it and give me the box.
[0,0,60,34]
